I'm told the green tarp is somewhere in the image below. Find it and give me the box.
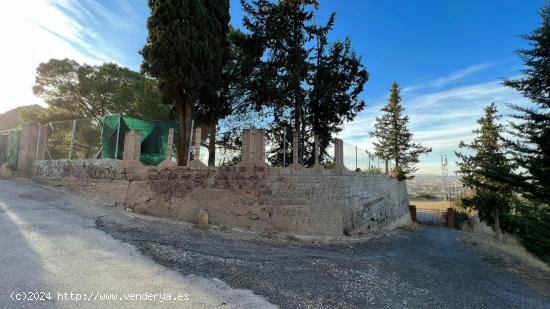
[8,130,20,167]
[0,129,21,168]
[100,115,176,166]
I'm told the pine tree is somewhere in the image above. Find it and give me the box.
[242,0,317,163]
[32,59,169,120]
[370,82,431,180]
[455,103,516,237]
[241,0,368,165]
[503,5,550,204]
[140,0,230,165]
[308,16,368,165]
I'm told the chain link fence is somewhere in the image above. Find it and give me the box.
[41,118,113,160]
[342,142,392,174]
[186,123,242,167]
[41,119,106,160]
[38,117,393,174]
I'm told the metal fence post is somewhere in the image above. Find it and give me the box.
[368,154,371,171]
[187,119,194,165]
[283,127,286,168]
[68,119,76,160]
[355,145,358,170]
[35,124,42,160]
[114,114,121,159]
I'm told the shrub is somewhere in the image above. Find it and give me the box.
[453,208,470,229]
[510,200,550,264]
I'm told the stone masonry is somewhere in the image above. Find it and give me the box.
[127,164,410,236]
[30,128,411,236]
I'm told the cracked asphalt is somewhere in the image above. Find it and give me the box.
[1,178,549,308]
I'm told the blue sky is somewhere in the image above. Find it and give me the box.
[0,0,545,174]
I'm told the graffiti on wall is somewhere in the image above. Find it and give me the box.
[35,160,128,181]
[146,168,216,198]
[36,160,75,178]
[85,164,127,180]
[145,166,270,199]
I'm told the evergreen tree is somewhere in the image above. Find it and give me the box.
[370,82,431,180]
[140,0,230,165]
[503,5,550,204]
[198,27,251,166]
[455,103,516,237]
[241,0,367,165]
[241,0,317,163]
[308,16,368,165]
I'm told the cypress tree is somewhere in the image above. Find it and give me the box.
[370,83,431,180]
[140,0,230,165]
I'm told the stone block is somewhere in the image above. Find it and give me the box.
[123,130,141,161]
[198,209,209,229]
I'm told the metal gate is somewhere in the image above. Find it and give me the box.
[416,208,448,225]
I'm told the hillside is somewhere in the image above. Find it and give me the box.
[0,105,45,131]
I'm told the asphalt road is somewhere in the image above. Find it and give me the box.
[0,178,274,308]
[1,178,549,308]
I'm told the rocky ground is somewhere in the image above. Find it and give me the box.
[1,178,549,308]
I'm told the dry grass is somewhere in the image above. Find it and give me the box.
[399,222,421,232]
[459,231,550,297]
[410,199,453,210]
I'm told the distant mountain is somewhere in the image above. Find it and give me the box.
[0,105,45,131]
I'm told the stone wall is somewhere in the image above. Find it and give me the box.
[124,163,410,236]
[29,128,411,237]
[32,159,146,181]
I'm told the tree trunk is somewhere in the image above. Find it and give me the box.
[494,208,501,240]
[175,95,193,166]
[207,123,216,167]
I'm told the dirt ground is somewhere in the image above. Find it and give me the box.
[458,231,550,299]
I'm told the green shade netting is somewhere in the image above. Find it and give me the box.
[100,115,176,165]
[6,130,21,168]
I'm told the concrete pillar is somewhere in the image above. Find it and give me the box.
[198,209,209,229]
[241,129,251,162]
[123,130,141,161]
[241,128,265,162]
[255,129,265,162]
[165,128,174,161]
[18,122,39,176]
[194,127,202,159]
[334,138,344,168]
[35,125,48,160]
[314,135,320,165]
[292,130,299,164]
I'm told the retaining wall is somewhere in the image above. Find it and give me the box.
[31,159,410,236]
[127,163,410,236]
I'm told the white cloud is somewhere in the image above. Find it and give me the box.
[339,71,531,175]
[0,1,99,113]
[0,0,144,114]
[402,62,493,93]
